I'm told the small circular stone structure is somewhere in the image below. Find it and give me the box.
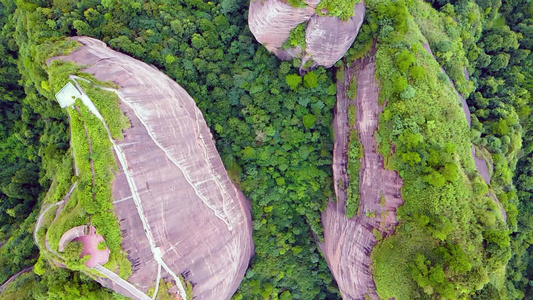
[59,225,110,268]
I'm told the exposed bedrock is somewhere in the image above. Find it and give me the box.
[248,0,315,53]
[248,0,365,68]
[322,48,403,299]
[51,36,254,300]
[303,2,366,68]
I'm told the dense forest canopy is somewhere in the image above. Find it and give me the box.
[0,0,530,299]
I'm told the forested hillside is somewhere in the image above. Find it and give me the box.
[0,0,531,299]
[1,0,339,298]
[361,0,532,298]
[0,1,65,285]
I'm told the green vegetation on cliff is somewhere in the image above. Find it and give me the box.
[346,129,362,218]
[78,81,130,140]
[347,0,532,298]
[282,22,307,51]
[1,0,340,298]
[0,0,531,299]
[422,0,533,297]
[316,0,362,21]
[349,0,513,298]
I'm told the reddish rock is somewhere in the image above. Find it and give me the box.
[51,37,254,300]
[76,226,110,268]
[58,225,110,268]
[248,0,366,68]
[248,0,314,54]
[304,2,366,68]
[322,49,403,299]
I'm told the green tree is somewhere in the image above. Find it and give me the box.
[303,71,319,88]
[285,74,302,91]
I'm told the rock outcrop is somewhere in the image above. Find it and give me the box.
[321,48,403,299]
[248,0,365,68]
[51,36,254,300]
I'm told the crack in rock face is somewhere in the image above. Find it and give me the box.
[248,0,365,69]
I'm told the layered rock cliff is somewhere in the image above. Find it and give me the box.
[321,48,403,299]
[248,0,365,68]
[51,36,254,300]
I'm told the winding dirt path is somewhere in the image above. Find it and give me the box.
[0,266,33,293]
[322,47,403,299]
[33,182,77,247]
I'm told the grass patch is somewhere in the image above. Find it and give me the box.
[42,151,74,205]
[347,76,357,100]
[97,241,107,251]
[348,105,357,127]
[286,0,307,8]
[147,277,193,300]
[78,80,130,140]
[180,275,194,300]
[316,0,362,21]
[365,0,510,298]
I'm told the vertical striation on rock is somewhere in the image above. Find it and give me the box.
[248,0,366,69]
[51,36,254,300]
[321,48,403,299]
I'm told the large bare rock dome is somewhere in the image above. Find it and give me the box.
[51,36,254,300]
[248,0,365,68]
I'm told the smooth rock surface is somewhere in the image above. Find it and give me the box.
[248,0,314,54]
[322,49,403,299]
[51,36,254,300]
[248,0,366,68]
[304,2,366,68]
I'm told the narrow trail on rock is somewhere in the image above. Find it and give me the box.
[33,182,77,247]
[94,265,151,300]
[49,37,253,300]
[322,48,404,299]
